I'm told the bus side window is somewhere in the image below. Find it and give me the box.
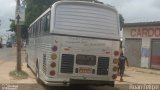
[43,12,50,35]
[31,26,33,38]
[38,20,41,36]
[29,28,31,38]
[35,22,38,37]
[46,12,50,34]
[33,24,36,37]
[43,15,47,35]
[41,16,45,36]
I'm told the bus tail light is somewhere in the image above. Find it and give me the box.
[113,58,119,64]
[52,46,57,51]
[112,66,118,72]
[112,74,117,80]
[50,62,56,68]
[50,70,55,76]
[114,50,119,56]
[51,53,57,60]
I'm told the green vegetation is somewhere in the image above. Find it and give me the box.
[9,0,59,40]
[9,70,28,79]
[119,14,125,31]
[25,0,59,26]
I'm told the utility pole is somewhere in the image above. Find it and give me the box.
[16,0,22,72]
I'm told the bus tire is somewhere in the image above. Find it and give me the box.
[36,62,43,84]
[107,81,115,87]
[25,53,29,68]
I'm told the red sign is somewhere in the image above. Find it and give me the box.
[130,27,160,37]
[79,67,92,73]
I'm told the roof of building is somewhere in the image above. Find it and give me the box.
[124,21,160,27]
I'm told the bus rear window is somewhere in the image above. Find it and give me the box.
[76,55,96,66]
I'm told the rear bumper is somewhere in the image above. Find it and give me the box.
[43,80,70,86]
[70,79,114,85]
[43,79,114,86]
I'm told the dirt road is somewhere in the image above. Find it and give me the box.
[0,47,160,90]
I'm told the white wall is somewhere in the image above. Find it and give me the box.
[141,38,150,68]
[123,26,160,68]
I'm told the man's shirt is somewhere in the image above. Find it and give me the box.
[119,56,127,67]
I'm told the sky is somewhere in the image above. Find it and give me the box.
[99,0,160,23]
[0,0,15,43]
[0,0,160,42]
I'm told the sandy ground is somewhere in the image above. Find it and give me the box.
[0,47,36,84]
[0,47,160,90]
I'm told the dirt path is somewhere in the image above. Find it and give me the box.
[0,47,36,84]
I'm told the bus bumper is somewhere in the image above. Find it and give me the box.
[43,79,114,87]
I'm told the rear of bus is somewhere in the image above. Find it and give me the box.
[44,1,120,86]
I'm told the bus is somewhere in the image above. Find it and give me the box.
[26,0,120,86]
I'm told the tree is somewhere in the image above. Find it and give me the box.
[9,20,28,40]
[9,20,16,32]
[25,0,59,26]
[119,14,124,31]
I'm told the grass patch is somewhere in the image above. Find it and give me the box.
[9,70,28,79]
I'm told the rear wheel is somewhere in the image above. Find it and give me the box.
[96,81,115,87]
[36,62,43,84]
[25,53,29,68]
[106,81,115,87]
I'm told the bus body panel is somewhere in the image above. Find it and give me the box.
[29,35,119,86]
[51,1,120,40]
[27,1,120,86]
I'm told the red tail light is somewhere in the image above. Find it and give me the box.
[50,70,55,76]
[50,62,56,68]
[112,74,117,79]
[52,46,57,51]
[114,51,119,56]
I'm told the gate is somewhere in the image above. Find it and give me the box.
[124,39,142,67]
[151,39,160,69]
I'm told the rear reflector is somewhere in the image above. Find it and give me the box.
[50,70,55,76]
[112,74,117,79]
[114,51,119,56]
[113,58,119,64]
[112,66,118,72]
[52,46,57,51]
[112,74,117,80]
[51,62,56,68]
[51,53,57,60]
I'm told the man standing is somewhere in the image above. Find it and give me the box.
[118,53,129,82]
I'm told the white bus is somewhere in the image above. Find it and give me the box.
[26,0,120,86]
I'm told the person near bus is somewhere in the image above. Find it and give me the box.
[118,52,129,82]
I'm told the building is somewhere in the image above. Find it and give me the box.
[123,21,160,69]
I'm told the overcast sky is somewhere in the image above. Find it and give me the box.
[0,0,160,40]
[100,0,160,22]
[0,0,15,41]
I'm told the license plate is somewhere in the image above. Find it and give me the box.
[79,67,92,73]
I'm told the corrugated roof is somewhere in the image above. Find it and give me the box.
[124,21,160,27]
